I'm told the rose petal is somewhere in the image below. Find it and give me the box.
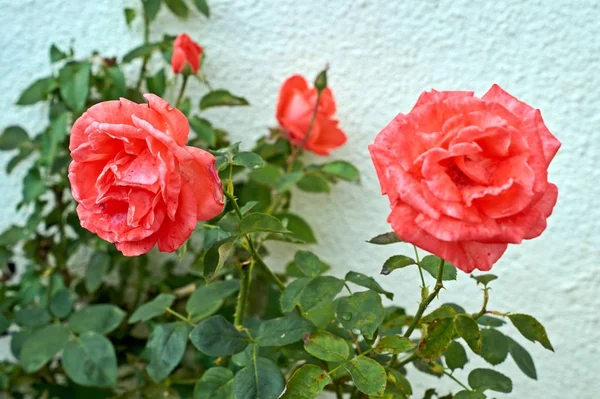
[183,146,225,220]
[144,93,190,146]
[156,183,198,252]
[68,161,105,208]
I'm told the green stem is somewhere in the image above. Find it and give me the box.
[396,352,418,368]
[166,307,195,327]
[444,371,471,391]
[234,260,252,328]
[403,257,445,338]
[474,287,490,320]
[135,7,150,90]
[335,383,344,399]
[174,74,189,108]
[413,245,425,290]
[286,90,322,172]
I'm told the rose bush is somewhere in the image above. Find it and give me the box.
[69,94,224,256]
[370,87,561,272]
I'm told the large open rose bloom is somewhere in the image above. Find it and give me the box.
[276,75,347,155]
[370,85,561,272]
[68,94,224,256]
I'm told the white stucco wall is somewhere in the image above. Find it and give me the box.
[1,0,599,397]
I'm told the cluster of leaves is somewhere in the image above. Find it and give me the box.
[0,1,553,398]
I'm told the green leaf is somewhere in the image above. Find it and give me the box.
[123,42,160,63]
[444,340,468,370]
[0,314,9,334]
[239,213,290,235]
[203,237,237,281]
[59,61,91,112]
[0,225,27,246]
[374,335,415,355]
[422,305,457,323]
[293,250,326,277]
[280,277,311,313]
[297,173,330,193]
[186,279,240,320]
[50,44,68,63]
[477,315,506,327]
[189,315,248,356]
[143,0,162,21]
[367,231,402,245]
[200,89,249,110]
[276,213,316,244]
[471,274,498,286]
[417,317,455,359]
[299,276,345,311]
[19,324,69,372]
[14,307,51,328]
[345,271,393,300]
[63,332,117,387]
[16,77,57,105]
[68,304,125,334]
[480,328,508,365]
[194,367,233,399]
[303,330,349,362]
[257,313,314,346]
[0,126,29,150]
[22,168,45,203]
[233,357,284,399]
[40,112,67,168]
[124,7,136,26]
[146,68,167,96]
[193,0,210,17]
[508,313,553,351]
[232,151,264,169]
[49,289,73,319]
[129,294,176,323]
[165,0,189,18]
[6,146,34,173]
[336,290,385,339]
[321,160,360,182]
[380,255,416,275]
[276,171,304,192]
[344,355,387,396]
[250,163,283,187]
[280,364,331,399]
[302,301,335,329]
[387,369,413,397]
[85,251,110,293]
[468,368,512,393]
[146,322,191,382]
[507,336,537,379]
[419,255,457,281]
[190,116,216,147]
[454,391,486,399]
[455,314,482,354]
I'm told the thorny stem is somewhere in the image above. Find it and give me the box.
[403,257,445,338]
[286,90,322,172]
[234,259,253,328]
[174,74,189,108]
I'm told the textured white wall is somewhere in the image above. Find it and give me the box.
[1,0,599,397]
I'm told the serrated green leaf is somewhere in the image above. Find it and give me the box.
[445,340,468,370]
[468,368,512,393]
[374,335,415,355]
[257,313,314,347]
[476,315,506,327]
[15,307,51,329]
[16,77,57,105]
[344,355,387,396]
[143,0,161,20]
[387,369,413,397]
[418,317,455,359]
[233,357,284,399]
[231,151,264,169]
[146,322,191,382]
[336,290,385,339]
[345,271,393,300]
[508,313,553,351]
[276,171,304,192]
[193,0,210,17]
[165,0,189,18]
[189,315,248,356]
[69,305,125,334]
[280,364,331,399]
[455,314,482,354]
[471,274,498,286]
[0,126,29,151]
[19,324,69,372]
[59,61,90,112]
[129,293,176,323]
[293,250,325,277]
[85,251,110,293]
[49,289,73,319]
[303,330,349,362]
[454,391,486,399]
[200,89,249,110]
[380,255,416,275]
[280,277,311,313]
[194,367,233,399]
[276,212,316,244]
[321,160,360,182]
[297,173,330,193]
[186,279,240,320]
[239,213,289,235]
[250,163,283,187]
[480,328,508,365]
[63,332,117,387]
[419,255,457,281]
[123,42,160,63]
[203,237,236,281]
[506,336,537,379]
[422,305,457,324]
[299,276,344,311]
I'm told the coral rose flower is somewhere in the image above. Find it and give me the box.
[369,85,561,272]
[276,75,347,155]
[68,94,224,256]
[171,33,203,74]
